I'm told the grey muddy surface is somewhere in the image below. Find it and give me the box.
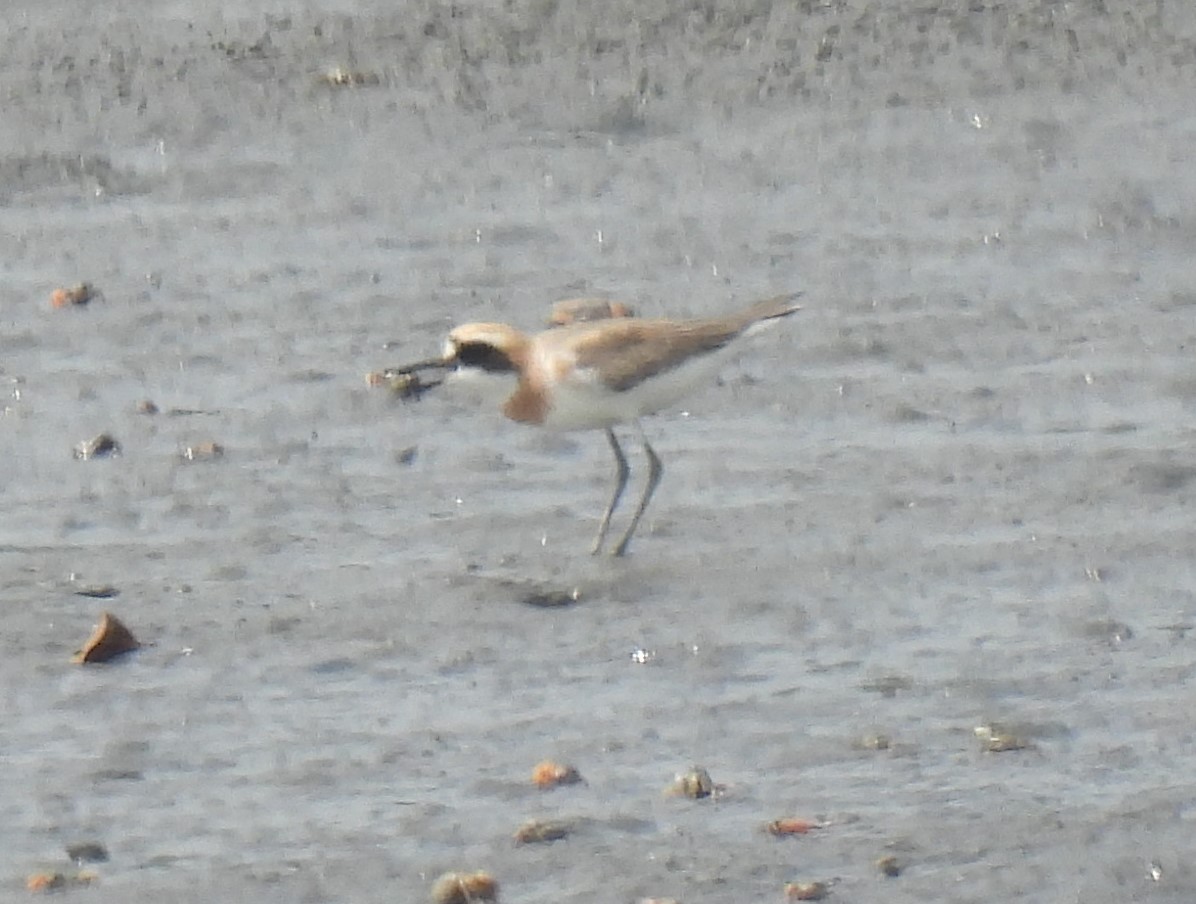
[3,1,1196,901]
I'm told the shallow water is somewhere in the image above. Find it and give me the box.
[3,1,1196,901]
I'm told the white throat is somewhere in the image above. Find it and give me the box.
[444,365,519,412]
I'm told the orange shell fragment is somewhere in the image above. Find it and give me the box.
[766,818,820,836]
[26,873,66,893]
[531,759,582,788]
[430,871,499,904]
[72,611,140,664]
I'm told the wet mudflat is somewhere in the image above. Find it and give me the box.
[3,1,1196,901]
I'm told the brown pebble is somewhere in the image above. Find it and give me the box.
[430,871,499,904]
[547,297,636,327]
[50,283,100,308]
[74,433,121,460]
[135,399,159,415]
[876,855,901,877]
[784,880,830,901]
[72,611,140,664]
[531,760,582,788]
[513,819,572,845]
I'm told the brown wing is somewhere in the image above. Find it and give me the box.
[569,319,742,392]
[570,293,801,392]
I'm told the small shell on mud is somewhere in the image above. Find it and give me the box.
[513,819,572,845]
[430,871,499,904]
[181,441,225,461]
[321,66,381,87]
[854,733,891,751]
[973,723,1030,752]
[520,584,581,608]
[665,766,715,799]
[547,297,635,326]
[365,369,442,400]
[50,283,100,308]
[531,760,582,788]
[72,611,140,664]
[765,818,820,836]
[784,880,830,901]
[74,433,121,460]
[876,855,901,877]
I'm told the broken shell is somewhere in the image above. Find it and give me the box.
[784,881,830,901]
[321,66,381,87]
[982,732,1028,752]
[973,723,1030,752]
[854,733,891,751]
[547,297,636,326]
[181,441,225,461]
[366,369,442,400]
[72,611,140,664]
[876,855,901,877]
[531,760,582,788]
[665,766,714,799]
[766,818,820,836]
[513,819,572,845]
[74,433,121,460]
[50,283,100,308]
[430,871,499,904]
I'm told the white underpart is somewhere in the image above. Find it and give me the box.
[539,338,752,432]
[444,366,520,413]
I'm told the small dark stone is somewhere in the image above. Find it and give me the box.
[66,842,109,864]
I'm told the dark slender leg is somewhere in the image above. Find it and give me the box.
[592,427,629,555]
[612,423,663,557]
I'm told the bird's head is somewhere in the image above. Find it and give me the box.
[384,323,529,407]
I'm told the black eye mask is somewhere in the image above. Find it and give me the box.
[453,342,517,374]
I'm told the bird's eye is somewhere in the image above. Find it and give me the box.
[454,342,515,373]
